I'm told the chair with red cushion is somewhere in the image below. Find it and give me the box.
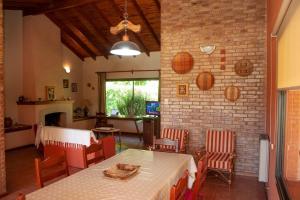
[170,170,189,200]
[101,136,116,159]
[185,155,208,200]
[16,193,25,200]
[160,128,189,153]
[152,136,179,153]
[83,143,105,168]
[34,151,69,188]
[197,129,236,184]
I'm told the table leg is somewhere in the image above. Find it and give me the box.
[134,120,142,141]
[119,131,122,150]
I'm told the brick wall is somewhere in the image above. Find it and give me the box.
[161,0,266,175]
[0,0,6,194]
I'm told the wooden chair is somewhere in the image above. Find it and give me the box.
[95,112,113,128]
[16,193,25,200]
[197,129,236,184]
[170,170,189,200]
[83,143,105,168]
[151,136,179,153]
[34,151,69,188]
[160,128,189,153]
[102,136,116,159]
[189,155,208,200]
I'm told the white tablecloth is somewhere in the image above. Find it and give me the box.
[27,149,197,200]
[35,125,96,147]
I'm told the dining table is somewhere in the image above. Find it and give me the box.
[26,149,197,200]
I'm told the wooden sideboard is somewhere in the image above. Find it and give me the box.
[143,117,160,146]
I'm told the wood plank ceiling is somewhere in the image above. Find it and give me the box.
[4,0,161,60]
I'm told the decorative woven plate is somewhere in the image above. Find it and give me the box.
[103,163,140,180]
[172,52,193,74]
[234,59,253,77]
[224,86,240,102]
[196,72,215,90]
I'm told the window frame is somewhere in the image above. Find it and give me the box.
[104,78,160,115]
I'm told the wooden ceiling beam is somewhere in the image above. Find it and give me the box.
[61,34,85,61]
[153,0,160,10]
[47,13,97,60]
[68,9,109,59]
[24,0,100,15]
[3,0,51,10]
[131,0,160,46]
[76,7,113,48]
[110,0,150,56]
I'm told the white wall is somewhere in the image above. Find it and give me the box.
[4,10,23,121]
[83,52,160,115]
[23,15,83,105]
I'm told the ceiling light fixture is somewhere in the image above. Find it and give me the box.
[110,0,141,56]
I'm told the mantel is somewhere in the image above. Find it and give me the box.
[17,100,74,105]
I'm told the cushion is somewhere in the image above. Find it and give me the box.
[160,128,189,152]
[207,152,233,171]
[206,130,235,154]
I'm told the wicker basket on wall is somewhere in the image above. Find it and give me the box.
[172,52,194,74]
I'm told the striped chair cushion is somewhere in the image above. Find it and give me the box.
[160,128,189,152]
[206,129,235,154]
[207,152,232,171]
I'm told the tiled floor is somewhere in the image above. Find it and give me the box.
[2,135,266,200]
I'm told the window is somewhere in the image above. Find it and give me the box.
[105,79,159,116]
[276,90,300,200]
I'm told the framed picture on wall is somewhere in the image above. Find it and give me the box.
[45,86,55,100]
[176,83,189,97]
[63,79,69,88]
[71,83,78,92]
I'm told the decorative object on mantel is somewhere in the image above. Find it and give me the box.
[234,59,253,76]
[45,86,55,100]
[200,45,216,55]
[224,85,240,102]
[176,83,189,97]
[172,52,193,74]
[220,49,226,70]
[110,0,141,56]
[71,83,78,92]
[63,79,69,88]
[196,72,215,90]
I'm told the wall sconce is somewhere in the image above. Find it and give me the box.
[64,65,71,73]
[200,45,216,55]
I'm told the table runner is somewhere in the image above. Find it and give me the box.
[26,149,197,200]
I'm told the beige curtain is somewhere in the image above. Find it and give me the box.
[98,72,106,113]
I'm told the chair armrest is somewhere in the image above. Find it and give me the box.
[195,146,206,160]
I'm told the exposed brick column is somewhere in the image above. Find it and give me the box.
[161,0,266,176]
[0,0,6,195]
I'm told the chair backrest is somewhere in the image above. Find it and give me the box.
[160,128,189,152]
[83,143,105,168]
[101,136,116,159]
[16,193,25,200]
[170,170,189,200]
[153,136,179,152]
[34,151,69,188]
[206,129,235,153]
[191,155,208,199]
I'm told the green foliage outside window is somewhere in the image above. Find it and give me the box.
[106,80,158,116]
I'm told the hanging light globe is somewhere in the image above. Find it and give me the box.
[110,39,141,56]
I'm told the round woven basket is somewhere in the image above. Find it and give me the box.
[224,86,240,102]
[196,72,215,90]
[172,52,193,74]
[234,59,253,77]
